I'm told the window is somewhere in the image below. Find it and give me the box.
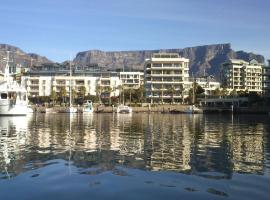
[1,93,7,99]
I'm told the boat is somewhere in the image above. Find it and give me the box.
[116,83,132,114]
[45,107,57,113]
[0,52,28,116]
[182,105,203,114]
[66,106,77,113]
[82,100,93,113]
[27,106,34,113]
[116,104,132,114]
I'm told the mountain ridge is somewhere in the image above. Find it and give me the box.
[74,43,265,79]
[0,43,265,80]
[0,43,52,72]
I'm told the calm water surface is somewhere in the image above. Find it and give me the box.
[0,113,270,200]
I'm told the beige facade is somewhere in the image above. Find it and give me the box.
[119,72,144,89]
[145,53,190,103]
[221,59,263,93]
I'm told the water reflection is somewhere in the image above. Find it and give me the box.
[0,113,269,179]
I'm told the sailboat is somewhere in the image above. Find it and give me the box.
[0,52,28,115]
[116,86,132,114]
[65,58,77,113]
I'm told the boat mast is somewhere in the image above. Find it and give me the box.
[70,57,72,107]
[192,76,195,105]
[4,51,10,79]
[122,65,125,105]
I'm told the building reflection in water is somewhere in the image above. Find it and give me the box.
[0,113,269,178]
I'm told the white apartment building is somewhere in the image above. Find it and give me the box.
[262,60,270,97]
[191,76,220,95]
[144,53,190,103]
[221,59,263,93]
[21,72,121,98]
[119,72,144,89]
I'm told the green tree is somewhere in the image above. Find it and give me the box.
[50,90,57,105]
[188,83,205,104]
[213,88,221,97]
[59,87,67,103]
[230,89,238,97]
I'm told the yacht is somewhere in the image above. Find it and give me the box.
[182,105,203,114]
[82,100,93,113]
[0,52,28,116]
[116,104,132,114]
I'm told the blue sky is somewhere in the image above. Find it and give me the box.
[0,0,269,62]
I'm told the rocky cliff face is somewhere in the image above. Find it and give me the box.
[0,44,51,72]
[74,43,265,79]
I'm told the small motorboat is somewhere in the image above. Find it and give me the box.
[82,100,93,113]
[116,104,132,114]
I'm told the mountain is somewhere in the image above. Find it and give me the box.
[0,44,52,72]
[74,43,265,79]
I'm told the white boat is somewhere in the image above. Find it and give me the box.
[27,106,34,113]
[116,104,132,114]
[83,100,93,113]
[0,52,28,116]
[182,105,203,114]
[66,106,77,113]
[45,107,57,113]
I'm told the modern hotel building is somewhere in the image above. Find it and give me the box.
[144,53,190,103]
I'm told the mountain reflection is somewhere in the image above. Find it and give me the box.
[0,113,269,179]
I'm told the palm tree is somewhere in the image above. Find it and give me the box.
[107,86,113,105]
[128,88,135,104]
[138,85,145,104]
[50,90,57,105]
[95,85,102,104]
[59,87,67,104]
[168,86,176,104]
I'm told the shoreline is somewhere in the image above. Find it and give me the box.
[32,105,270,114]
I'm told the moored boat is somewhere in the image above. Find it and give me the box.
[82,100,93,113]
[0,52,28,116]
[182,105,203,114]
[116,104,132,114]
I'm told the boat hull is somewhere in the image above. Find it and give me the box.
[116,105,132,114]
[0,102,28,116]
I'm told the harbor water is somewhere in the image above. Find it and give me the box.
[0,113,270,200]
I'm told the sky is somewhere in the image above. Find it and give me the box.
[0,0,269,62]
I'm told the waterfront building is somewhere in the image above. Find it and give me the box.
[144,53,190,103]
[21,64,121,98]
[262,60,270,97]
[190,76,220,95]
[221,59,263,93]
[119,71,144,89]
